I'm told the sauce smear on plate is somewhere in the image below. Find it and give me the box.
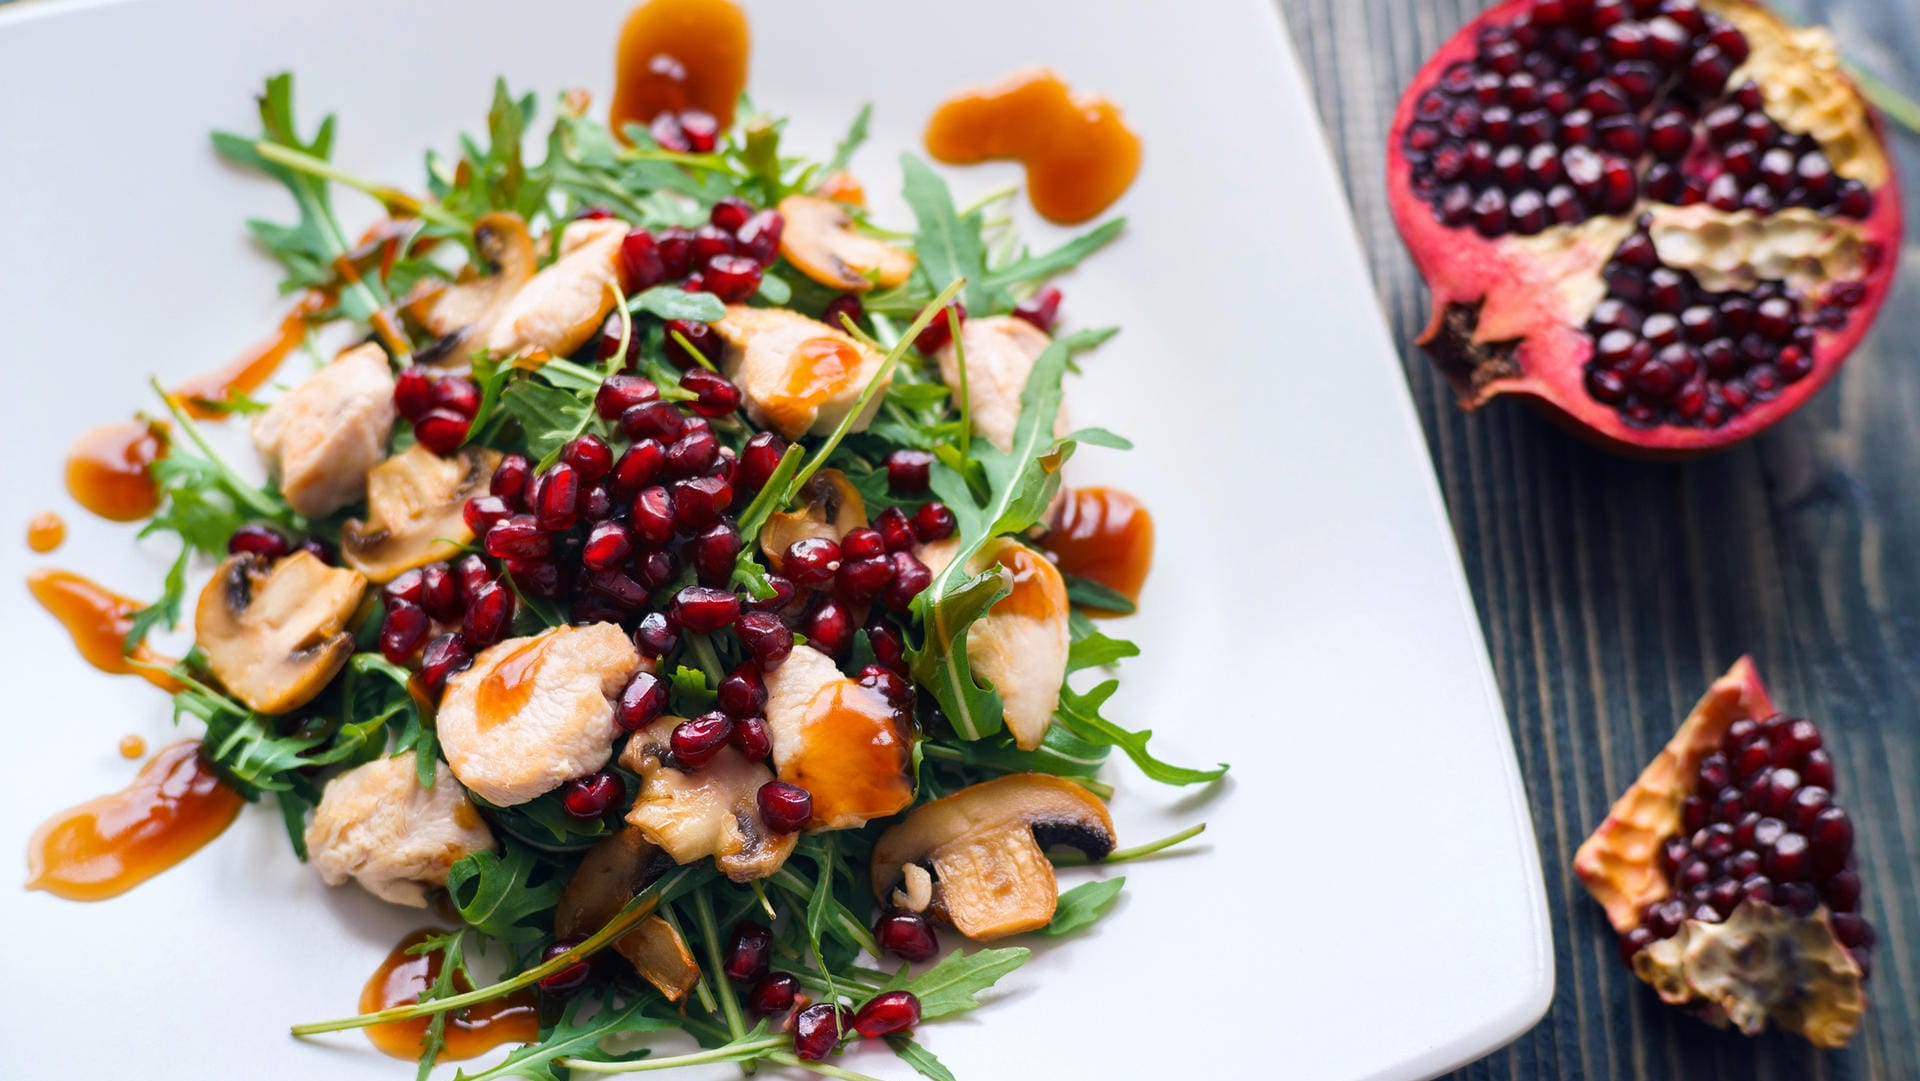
[1043,487,1154,610]
[27,511,66,553]
[27,569,181,691]
[361,929,540,1061]
[26,740,242,901]
[172,292,325,420]
[64,420,166,522]
[611,0,750,134]
[925,69,1141,224]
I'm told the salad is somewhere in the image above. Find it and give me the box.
[29,37,1223,1081]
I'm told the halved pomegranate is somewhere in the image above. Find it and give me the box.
[1575,658,1870,1047]
[1388,0,1900,455]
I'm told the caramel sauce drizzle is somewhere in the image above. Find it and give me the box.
[925,69,1141,224]
[361,929,540,1061]
[1043,487,1155,610]
[27,569,180,692]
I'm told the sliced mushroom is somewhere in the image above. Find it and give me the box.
[869,774,1115,941]
[437,624,642,806]
[761,645,915,830]
[250,342,397,518]
[483,217,629,360]
[935,316,1069,452]
[713,306,890,440]
[341,443,501,584]
[305,755,494,908]
[620,715,797,882]
[776,194,916,294]
[759,468,867,570]
[194,550,366,714]
[556,826,701,1001]
[410,212,539,368]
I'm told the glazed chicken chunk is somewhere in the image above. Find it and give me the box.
[305,755,494,908]
[761,644,915,829]
[250,342,396,518]
[713,305,890,440]
[935,316,1066,451]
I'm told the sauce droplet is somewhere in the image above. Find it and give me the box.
[1042,487,1154,611]
[475,635,551,731]
[361,929,540,1061]
[26,740,242,901]
[611,0,751,135]
[172,292,326,420]
[64,420,167,522]
[783,682,913,828]
[119,735,147,760]
[27,511,66,553]
[27,569,181,692]
[925,69,1141,224]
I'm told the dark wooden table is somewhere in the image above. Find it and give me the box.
[1277,1,1920,1078]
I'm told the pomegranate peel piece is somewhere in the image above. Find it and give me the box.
[1635,901,1864,1046]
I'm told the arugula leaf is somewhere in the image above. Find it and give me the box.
[1055,680,1227,786]
[887,1036,958,1081]
[410,930,469,1081]
[444,842,567,944]
[824,104,872,177]
[453,995,670,1081]
[899,154,991,311]
[1066,624,1140,671]
[1041,877,1126,936]
[630,285,727,323]
[1064,575,1139,617]
[979,218,1126,300]
[500,376,593,463]
[880,946,1030,1020]
[427,79,551,232]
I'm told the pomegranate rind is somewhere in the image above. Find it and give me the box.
[1386,0,1903,456]
[1635,901,1865,1048]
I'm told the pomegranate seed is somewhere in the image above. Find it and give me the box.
[866,621,907,672]
[491,454,532,506]
[393,368,434,420]
[463,495,512,537]
[560,435,613,482]
[420,633,473,693]
[745,574,798,614]
[577,521,631,571]
[805,598,854,656]
[429,375,480,418]
[836,556,895,602]
[718,664,767,717]
[784,538,843,585]
[875,507,917,552]
[729,715,772,761]
[747,973,799,1016]
[631,486,676,544]
[724,922,773,983]
[418,562,462,621]
[679,109,718,152]
[886,449,934,495]
[560,772,625,819]
[671,712,734,766]
[841,527,887,561]
[912,502,957,541]
[508,557,567,599]
[385,568,426,608]
[705,254,763,302]
[655,226,695,278]
[536,940,592,994]
[884,551,932,610]
[1012,286,1063,332]
[664,319,718,369]
[735,611,794,670]
[913,302,966,353]
[710,196,754,233]
[858,664,912,709]
[620,228,666,289]
[852,991,921,1038]
[486,515,552,560]
[414,409,472,454]
[617,670,670,731]
[533,463,582,532]
[378,603,431,663]
[757,781,812,833]
[651,112,692,152]
[596,375,659,420]
[737,431,788,491]
[633,546,679,589]
[691,522,743,584]
[792,1004,849,1061]
[462,582,515,647]
[620,400,686,443]
[666,427,721,478]
[736,210,785,267]
[681,368,743,417]
[608,440,665,497]
[672,475,734,529]
[692,222,734,262]
[875,911,939,962]
[227,524,292,558]
[671,585,740,634]
[822,294,863,332]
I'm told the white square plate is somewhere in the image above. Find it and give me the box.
[0,1,1551,1078]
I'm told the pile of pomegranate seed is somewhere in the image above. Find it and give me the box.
[1402,2,1870,238]
[394,369,483,454]
[608,194,784,308]
[1577,218,1874,429]
[377,554,516,688]
[1621,713,1874,975]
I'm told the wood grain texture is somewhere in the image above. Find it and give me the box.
[1274,0,1920,1077]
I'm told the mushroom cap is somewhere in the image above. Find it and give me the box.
[870,773,1114,941]
[620,715,797,882]
[775,194,916,293]
[935,316,1068,453]
[193,550,366,715]
[713,306,890,440]
[410,212,539,369]
[437,624,642,806]
[759,468,867,571]
[304,755,493,908]
[342,443,500,584]
[483,218,627,360]
[250,342,397,518]
[761,645,915,830]
[556,826,701,1001]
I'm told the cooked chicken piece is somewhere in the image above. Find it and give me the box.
[250,343,396,518]
[713,306,889,440]
[761,645,915,829]
[935,316,1068,452]
[776,194,916,293]
[194,551,366,715]
[620,717,796,882]
[438,624,642,806]
[305,755,494,908]
[915,537,1068,751]
[341,444,500,583]
[484,218,627,359]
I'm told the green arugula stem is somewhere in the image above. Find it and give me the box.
[1056,823,1207,866]
[661,905,720,1015]
[560,1034,787,1074]
[149,380,287,521]
[254,141,465,230]
[667,328,721,373]
[955,183,1019,218]
[948,307,972,460]
[768,870,882,958]
[689,891,751,1053]
[291,868,694,1036]
[764,1051,888,1081]
[916,744,1114,800]
[786,276,967,498]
